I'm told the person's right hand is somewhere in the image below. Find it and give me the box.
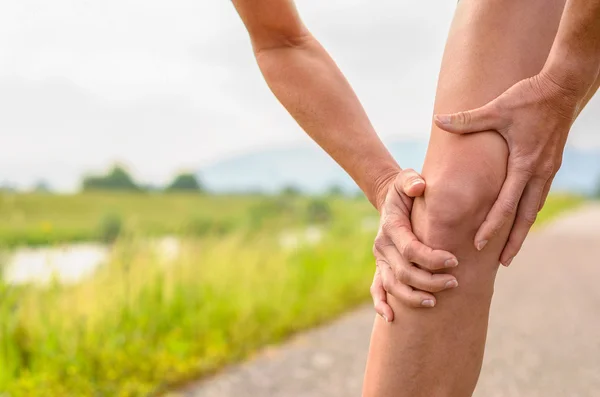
[371,169,459,322]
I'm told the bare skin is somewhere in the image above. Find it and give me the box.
[435,0,600,267]
[362,0,600,395]
[231,0,600,396]
[231,0,460,322]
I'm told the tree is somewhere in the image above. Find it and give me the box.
[595,175,600,198]
[306,198,332,223]
[81,165,140,192]
[166,173,203,192]
[281,185,302,197]
[326,184,345,197]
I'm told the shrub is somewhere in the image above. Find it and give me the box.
[98,213,123,244]
[247,197,296,228]
[184,218,234,236]
[165,173,204,193]
[306,199,332,224]
[82,165,140,192]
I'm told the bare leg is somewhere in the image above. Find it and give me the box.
[363,0,568,396]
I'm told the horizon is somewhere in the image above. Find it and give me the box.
[4,139,599,195]
[3,0,600,192]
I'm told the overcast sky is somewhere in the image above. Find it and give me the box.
[2,1,599,191]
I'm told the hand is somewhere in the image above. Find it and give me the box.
[434,71,582,266]
[371,169,459,322]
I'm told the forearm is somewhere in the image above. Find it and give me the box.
[544,0,600,97]
[253,37,399,210]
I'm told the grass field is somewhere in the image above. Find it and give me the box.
[0,193,268,247]
[0,193,585,396]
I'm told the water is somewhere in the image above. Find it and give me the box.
[3,243,109,286]
[2,236,182,286]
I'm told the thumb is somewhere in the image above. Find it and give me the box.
[396,168,425,198]
[434,101,501,135]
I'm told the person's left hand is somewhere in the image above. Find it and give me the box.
[433,70,584,266]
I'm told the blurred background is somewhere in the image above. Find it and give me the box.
[1,0,599,395]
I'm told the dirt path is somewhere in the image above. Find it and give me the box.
[181,204,600,397]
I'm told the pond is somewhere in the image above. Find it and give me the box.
[1,237,182,286]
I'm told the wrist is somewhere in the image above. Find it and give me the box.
[543,52,600,100]
[373,168,401,213]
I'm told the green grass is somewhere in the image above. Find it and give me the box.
[0,194,584,396]
[0,193,375,248]
[0,224,376,395]
[0,193,281,248]
[534,193,586,226]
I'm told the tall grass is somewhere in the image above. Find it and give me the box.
[0,226,375,395]
[0,194,582,396]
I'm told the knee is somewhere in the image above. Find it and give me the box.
[411,169,502,252]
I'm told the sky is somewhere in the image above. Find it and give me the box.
[1,0,599,191]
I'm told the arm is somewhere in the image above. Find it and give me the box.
[434,0,600,266]
[233,0,398,210]
[232,0,460,316]
[544,0,600,97]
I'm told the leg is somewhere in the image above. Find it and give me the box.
[363,0,567,396]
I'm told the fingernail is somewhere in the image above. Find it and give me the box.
[421,299,435,307]
[476,240,488,251]
[378,313,390,323]
[503,257,513,267]
[444,258,458,268]
[409,179,424,187]
[435,115,452,125]
[445,280,458,289]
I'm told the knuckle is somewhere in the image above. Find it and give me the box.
[499,198,519,218]
[395,267,409,284]
[372,236,387,256]
[382,276,392,292]
[507,236,524,254]
[401,239,416,261]
[513,161,536,178]
[369,283,379,296]
[380,218,397,234]
[538,161,556,179]
[522,211,537,226]
[455,111,471,125]
[555,155,563,170]
[372,241,381,256]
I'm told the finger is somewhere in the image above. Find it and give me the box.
[396,168,425,198]
[384,225,459,271]
[379,260,437,308]
[371,267,394,322]
[500,178,546,266]
[473,168,530,251]
[434,100,504,135]
[538,174,555,211]
[378,243,458,293]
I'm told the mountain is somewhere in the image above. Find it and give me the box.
[199,141,600,195]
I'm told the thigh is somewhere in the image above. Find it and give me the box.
[424,0,567,188]
[414,0,568,286]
